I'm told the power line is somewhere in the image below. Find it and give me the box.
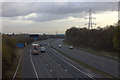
[85,9,96,29]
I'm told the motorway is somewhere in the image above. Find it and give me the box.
[51,39,119,78]
[22,39,103,79]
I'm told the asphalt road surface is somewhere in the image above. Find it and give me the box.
[22,39,102,79]
[51,39,119,78]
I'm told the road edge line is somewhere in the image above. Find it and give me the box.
[12,55,22,80]
[51,47,95,79]
[12,47,26,80]
[30,50,39,80]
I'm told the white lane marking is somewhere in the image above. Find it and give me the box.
[12,47,26,80]
[12,55,22,80]
[30,50,39,80]
[46,64,48,66]
[50,69,53,72]
[65,69,68,72]
[51,48,95,80]
[48,43,50,47]
[52,49,66,59]
[52,48,92,72]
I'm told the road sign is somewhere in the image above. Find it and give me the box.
[17,43,24,48]
[34,38,38,40]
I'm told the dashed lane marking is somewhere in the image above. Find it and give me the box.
[65,69,68,72]
[50,69,53,72]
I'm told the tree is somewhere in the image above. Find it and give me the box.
[65,21,119,52]
[113,20,120,52]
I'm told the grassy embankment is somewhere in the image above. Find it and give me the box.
[15,48,24,78]
[2,35,32,79]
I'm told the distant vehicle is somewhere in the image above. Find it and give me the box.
[58,45,62,48]
[32,43,39,46]
[40,47,45,52]
[69,46,73,49]
[39,44,43,46]
[44,43,47,45]
[32,43,40,55]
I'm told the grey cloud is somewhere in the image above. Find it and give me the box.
[2,2,118,22]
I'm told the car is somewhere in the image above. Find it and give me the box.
[32,43,39,46]
[39,44,43,46]
[58,45,62,48]
[44,43,47,45]
[32,44,40,55]
[40,47,45,52]
[69,46,73,49]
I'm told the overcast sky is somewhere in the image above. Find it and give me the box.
[1,1,119,34]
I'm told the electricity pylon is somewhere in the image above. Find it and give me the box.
[56,31,58,35]
[85,9,96,29]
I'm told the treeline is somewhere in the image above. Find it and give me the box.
[2,35,33,78]
[65,20,120,53]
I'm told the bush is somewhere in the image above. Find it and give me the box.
[2,35,17,78]
[2,35,34,78]
[65,21,119,52]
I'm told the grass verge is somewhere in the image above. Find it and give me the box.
[15,48,24,79]
[51,46,117,78]
[4,48,24,79]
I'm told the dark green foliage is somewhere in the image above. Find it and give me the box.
[2,35,17,78]
[65,21,119,52]
[113,21,120,52]
[2,35,34,78]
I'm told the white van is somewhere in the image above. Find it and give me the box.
[32,43,40,55]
